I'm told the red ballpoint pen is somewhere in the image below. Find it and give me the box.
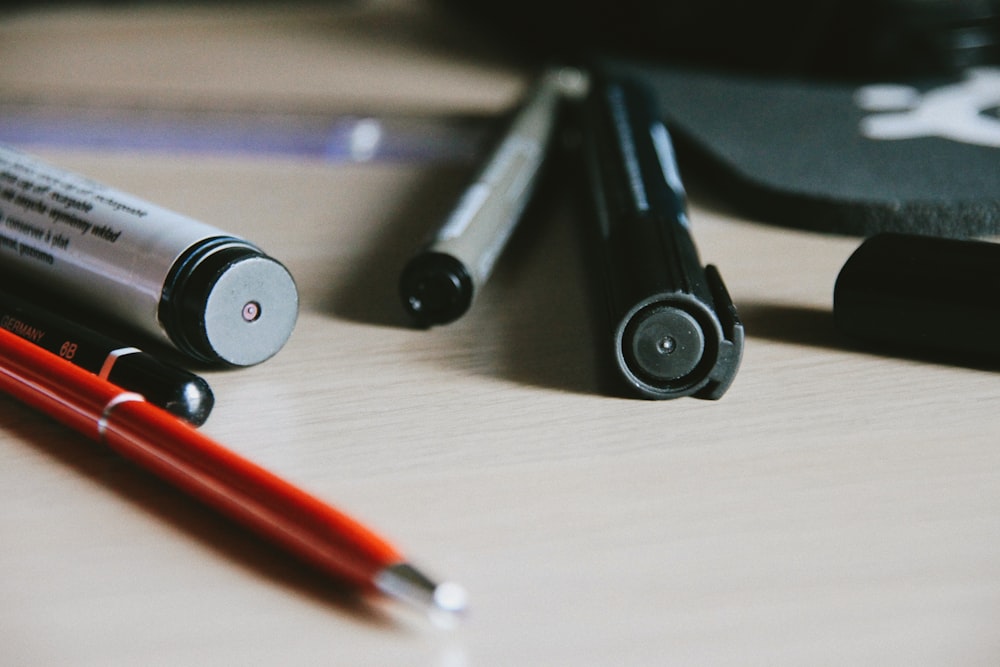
[0,327,466,615]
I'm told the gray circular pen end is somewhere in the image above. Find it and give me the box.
[616,296,724,400]
[202,255,299,366]
[627,305,706,382]
[161,239,300,366]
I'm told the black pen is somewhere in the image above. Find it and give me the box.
[399,66,585,326]
[579,73,744,399]
[0,286,215,425]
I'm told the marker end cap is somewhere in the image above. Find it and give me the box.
[626,305,705,382]
[399,252,472,327]
[106,354,216,426]
[202,255,299,366]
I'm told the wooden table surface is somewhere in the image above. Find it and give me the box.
[1,2,999,665]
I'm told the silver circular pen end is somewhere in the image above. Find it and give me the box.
[432,580,469,615]
[375,562,468,619]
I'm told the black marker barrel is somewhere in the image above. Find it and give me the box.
[580,74,744,399]
[0,145,298,366]
[0,287,214,425]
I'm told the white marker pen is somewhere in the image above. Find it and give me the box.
[0,144,298,366]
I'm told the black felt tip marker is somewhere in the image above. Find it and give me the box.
[579,74,744,400]
[399,67,586,326]
[0,286,215,425]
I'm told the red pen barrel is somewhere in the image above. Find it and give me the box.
[102,400,404,587]
[0,327,403,589]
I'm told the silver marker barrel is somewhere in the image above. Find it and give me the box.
[399,67,585,326]
[0,144,298,366]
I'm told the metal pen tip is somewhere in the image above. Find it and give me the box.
[375,562,468,617]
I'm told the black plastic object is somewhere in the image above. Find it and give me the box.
[0,285,214,425]
[399,252,474,326]
[437,0,1000,81]
[438,0,1000,238]
[579,74,744,399]
[834,232,1000,361]
[626,62,1000,238]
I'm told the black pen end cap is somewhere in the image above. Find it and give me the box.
[627,306,705,383]
[399,252,473,327]
[616,266,744,400]
[106,354,216,427]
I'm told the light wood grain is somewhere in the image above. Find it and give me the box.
[1,3,999,666]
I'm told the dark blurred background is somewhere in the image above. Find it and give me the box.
[435,0,1000,80]
[3,0,998,80]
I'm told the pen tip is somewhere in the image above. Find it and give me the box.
[375,563,468,617]
[433,580,470,615]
